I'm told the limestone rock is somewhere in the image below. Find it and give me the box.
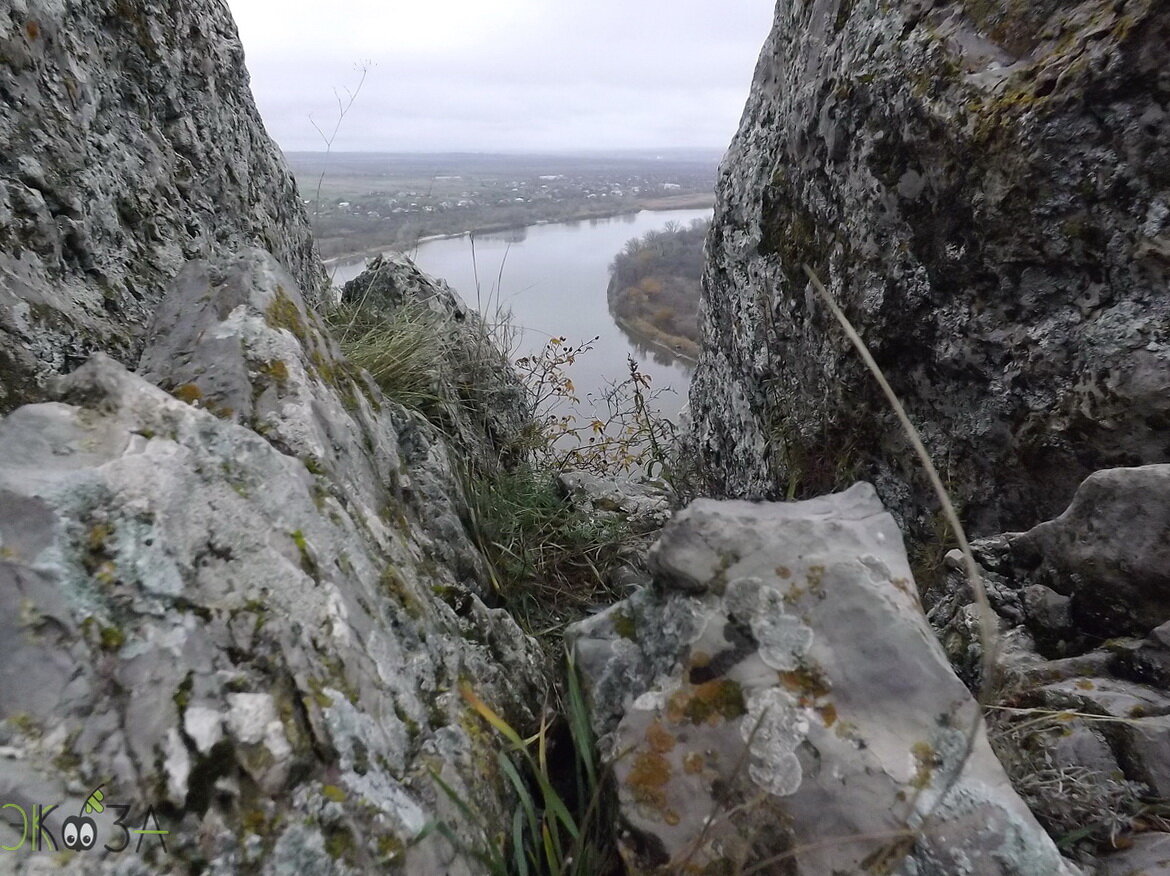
[136,248,493,595]
[569,485,1070,874]
[1011,465,1170,641]
[690,0,1170,538]
[0,0,326,411]
[558,470,675,533]
[341,254,531,470]
[0,252,544,873]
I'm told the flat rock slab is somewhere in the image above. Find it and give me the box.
[570,484,1072,874]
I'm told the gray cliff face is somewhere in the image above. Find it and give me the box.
[690,0,1170,535]
[0,0,326,411]
[0,3,546,871]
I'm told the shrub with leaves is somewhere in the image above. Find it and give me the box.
[516,338,680,479]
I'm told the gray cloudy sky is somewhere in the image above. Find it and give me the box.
[225,0,775,153]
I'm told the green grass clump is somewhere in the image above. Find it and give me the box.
[463,465,630,637]
[422,652,619,875]
[327,301,448,420]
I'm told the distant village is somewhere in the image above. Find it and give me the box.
[319,173,694,220]
[286,152,717,259]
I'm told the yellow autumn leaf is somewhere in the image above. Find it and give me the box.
[460,683,522,744]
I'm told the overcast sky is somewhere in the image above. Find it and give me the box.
[225,0,775,153]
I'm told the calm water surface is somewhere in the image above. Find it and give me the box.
[330,208,711,421]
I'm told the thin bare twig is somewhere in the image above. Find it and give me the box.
[310,63,370,228]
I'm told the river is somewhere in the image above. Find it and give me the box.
[329,208,712,422]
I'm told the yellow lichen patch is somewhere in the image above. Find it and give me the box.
[612,609,637,640]
[806,564,825,592]
[259,359,290,382]
[380,565,423,619]
[776,565,792,579]
[307,677,334,708]
[627,750,671,810]
[911,741,940,790]
[667,679,747,725]
[1075,679,1095,690]
[778,664,831,703]
[172,383,203,405]
[203,401,234,420]
[816,703,838,727]
[241,808,268,836]
[265,290,307,340]
[664,809,681,826]
[834,719,862,743]
[683,751,705,775]
[689,650,711,669]
[646,721,676,754]
[891,577,913,596]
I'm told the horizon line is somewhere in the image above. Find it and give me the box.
[281,147,727,156]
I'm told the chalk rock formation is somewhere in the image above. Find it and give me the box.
[0,249,544,873]
[0,0,326,411]
[569,486,1070,874]
[690,0,1170,536]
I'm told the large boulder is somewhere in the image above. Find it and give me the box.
[0,0,326,411]
[0,250,544,874]
[690,0,1170,537]
[928,465,1170,663]
[569,485,1071,874]
[1011,465,1170,642]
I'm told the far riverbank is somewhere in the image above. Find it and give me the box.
[321,193,715,270]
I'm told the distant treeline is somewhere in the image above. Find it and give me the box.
[608,218,709,360]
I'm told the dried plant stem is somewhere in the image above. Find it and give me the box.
[800,264,997,694]
[801,263,1000,864]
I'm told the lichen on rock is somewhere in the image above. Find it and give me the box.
[690,0,1170,541]
[570,484,1072,874]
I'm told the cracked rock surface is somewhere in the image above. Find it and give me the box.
[0,0,326,411]
[0,250,544,874]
